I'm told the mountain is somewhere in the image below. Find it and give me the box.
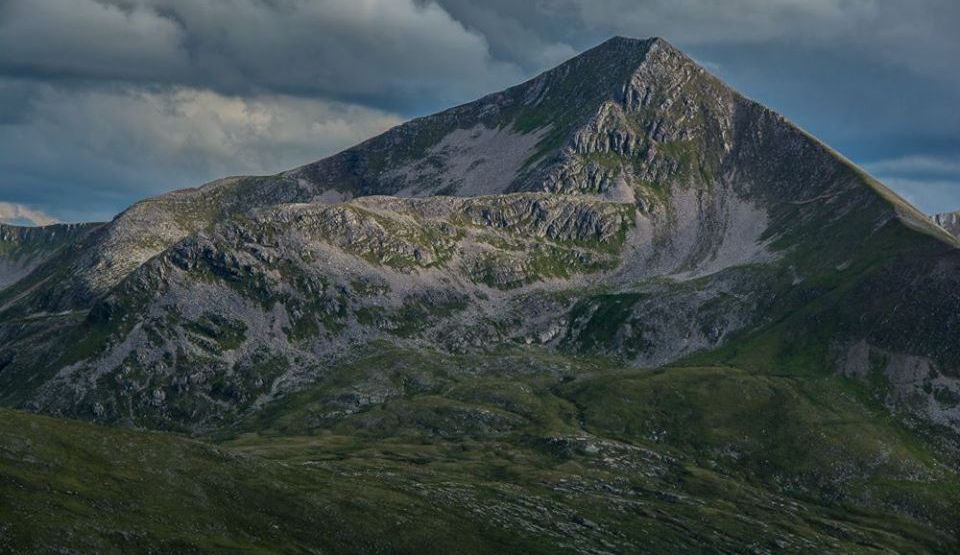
[2,37,960,552]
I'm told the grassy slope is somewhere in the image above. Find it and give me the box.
[2,347,958,553]
[0,407,550,555]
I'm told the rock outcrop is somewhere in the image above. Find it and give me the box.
[935,210,960,238]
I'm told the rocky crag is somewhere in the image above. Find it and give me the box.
[935,210,960,238]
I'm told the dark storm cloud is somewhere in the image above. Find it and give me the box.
[0,0,957,223]
[0,0,523,112]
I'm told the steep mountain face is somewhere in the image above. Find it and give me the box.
[0,222,100,290]
[2,37,960,551]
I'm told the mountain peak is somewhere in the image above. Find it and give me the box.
[597,35,671,50]
[591,34,659,50]
[283,34,724,201]
[582,35,685,72]
[537,35,678,85]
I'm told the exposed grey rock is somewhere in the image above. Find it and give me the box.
[935,210,960,239]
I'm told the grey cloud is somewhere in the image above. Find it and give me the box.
[0,0,524,112]
[430,0,578,71]
[0,0,185,80]
[0,202,57,226]
[0,78,37,124]
[558,0,881,44]
[0,80,402,222]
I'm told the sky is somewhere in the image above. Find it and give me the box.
[0,0,957,224]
